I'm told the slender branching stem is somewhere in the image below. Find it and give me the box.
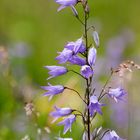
[73,109,87,130]
[80,52,86,57]
[65,87,86,104]
[75,16,85,26]
[69,69,86,79]
[73,109,84,116]
[98,71,113,100]
[98,92,107,101]
[91,112,97,122]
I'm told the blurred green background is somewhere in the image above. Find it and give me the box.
[0,0,140,139]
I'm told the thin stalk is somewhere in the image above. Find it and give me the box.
[75,16,85,26]
[86,79,91,140]
[65,87,86,104]
[84,7,91,140]
[69,69,86,79]
[98,72,113,100]
[98,92,107,101]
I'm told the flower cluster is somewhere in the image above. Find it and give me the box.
[41,0,128,139]
[42,36,97,134]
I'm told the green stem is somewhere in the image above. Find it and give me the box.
[65,87,86,104]
[69,69,85,79]
[84,7,91,140]
[98,72,113,100]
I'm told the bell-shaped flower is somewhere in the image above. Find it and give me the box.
[50,106,73,120]
[68,55,86,66]
[65,38,86,54]
[88,47,97,67]
[56,48,73,64]
[81,65,93,79]
[108,87,126,102]
[58,114,76,134]
[41,83,64,100]
[55,0,77,11]
[45,66,68,79]
[106,130,124,140]
[89,95,104,116]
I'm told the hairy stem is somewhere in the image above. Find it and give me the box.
[84,6,91,140]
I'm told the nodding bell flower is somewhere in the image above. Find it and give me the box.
[45,66,68,79]
[58,114,76,134]
[81,65,93,79]
[106,130,124,140]
[89,95,105,116]
[50,106,73,120]
[55,0,78,12]
[68,55,86,66]
[56,48,73,64]
[41,83,64,100]
[108,87,126,102]
[65,38,86,54]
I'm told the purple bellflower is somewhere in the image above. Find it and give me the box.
[65,38,86,54]
[56,48,73,64]
[81,65,93,78]
[41,83,64,100]
[108,130,124,140]
[88,47,97,67]
[55,0,77,12]
[108,87,126,102]
[68,55,86,66]
[50,106,73,120]
[58,114,76,134]
[45,66,68,79]
[89,95,104,116]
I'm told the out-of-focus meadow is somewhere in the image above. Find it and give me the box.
[0,0,140,139]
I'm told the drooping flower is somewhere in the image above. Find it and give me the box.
[41,83,64,99]
[107,130,124,140]
[45,66,68,79]
[81,65,93,78]
[89,95,104,116]
[50,106,73,119]
[88,47,97,67]
[55,0,77,12]
[108,87,126,102]
[56,48,73,64]
[58,114,76,134]
[68,55,86,66]
[65,38,86,54]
